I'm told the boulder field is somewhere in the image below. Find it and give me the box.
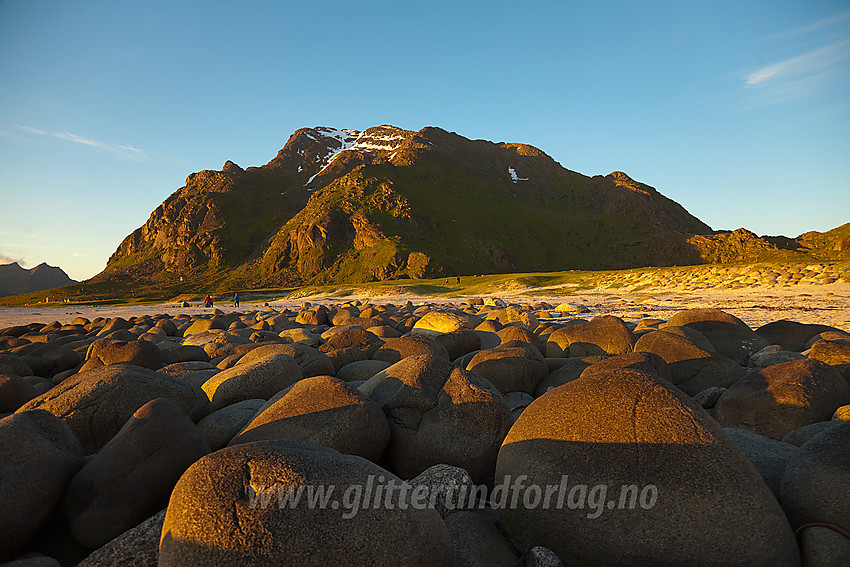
[1,300,849,566]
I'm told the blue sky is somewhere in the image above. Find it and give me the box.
[1,0,848,281]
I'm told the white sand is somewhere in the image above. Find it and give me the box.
[2,281,848,332]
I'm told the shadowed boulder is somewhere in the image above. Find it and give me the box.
[0,373,38,412]
[75,509,165,567]
[62,398,210,549]
[337,359,392,382]
[360,354,512,483]
[715,358,850,440]
[780,421,850,531]
[579,351,671,382]
[660,308,770,365]
[0,410,84,558]
[240,343,335,378]
[445,510,520,567]
[533,357,602,397]
[432,330,482,361]
[634,330,746,395]
[545,316,635,358]
[158,441,453,566]
[19,343,81,378]
[465,342,548,395]
[158,361,219,389]
[196,399,265,450]
[80,339,162,372]
[755,320,840,352]
[201,353,303,411]
[724,427,799,498]
[373,335,450,364]
[17,364,210,454]
[229,376,390,462]
[495,369,798,566]
[496,325,544,355]
[319,327,385,358]
[0,353,34,376]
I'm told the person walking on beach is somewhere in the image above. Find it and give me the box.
[204,295,213,308]
[233,293,240,308]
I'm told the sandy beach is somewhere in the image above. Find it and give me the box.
[3,281,848,332]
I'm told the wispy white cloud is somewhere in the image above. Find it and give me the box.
[744,39,850,88]
[738,7,850,111]
[72,252,87,257]
[6,123,183,162]
[759,9,850,42]
[53,129,148,160]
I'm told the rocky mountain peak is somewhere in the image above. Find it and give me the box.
[91,124,849,295]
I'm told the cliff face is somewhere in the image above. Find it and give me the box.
[94,124,843,293]
[688,224,850,264]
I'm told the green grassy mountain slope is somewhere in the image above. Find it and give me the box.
[82,125,845,296]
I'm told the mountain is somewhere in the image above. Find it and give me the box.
[0,262,77,297]
[688,223,850,264]
[89,125,846,294]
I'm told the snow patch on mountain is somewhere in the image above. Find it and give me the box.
[304,126,407,189]
[508,167,528,183]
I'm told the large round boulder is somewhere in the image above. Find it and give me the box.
[755,320,840,352]
[373,335,450,364]
[724,427,799,498]
[578,351,671,382]
[230,376,390,462]
[545,316,635,358]
[432,330,482,361]
[240,343,335,378]
[318,327,385,358]
[17,364,210,454]
[533,357,602,397]
[80,339,162,372]
[360,354,512,483]
[196,399,265,450]
[0,410,84,558]
[496,325,544,355]
[634,329,746,395]
[660,308,770,365]
[337,359,392,382]
[444,510,520,567]
[780,421,850,531]
[75,509,165,567]
[0,353,34,376]
[484,306,538,331]
[412,309,483,336]
[495,369,798,566]
[62,398,210,548]
[808,338,850,366]
[158,441,453,566]
[19,343,82,378]
[0,373,38,412]
[465,342,548,395]
[201,352,303,411]
[715,358,850,440]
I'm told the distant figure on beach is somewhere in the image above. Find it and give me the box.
[233,293,240,308]
[204,295,213,308]
[456,276,460,284]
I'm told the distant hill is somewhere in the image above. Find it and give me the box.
[688,223,850,264]
[0,262,77,297]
